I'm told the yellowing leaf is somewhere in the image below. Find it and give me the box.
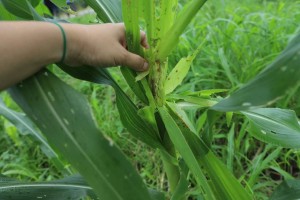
[164,42,204,95]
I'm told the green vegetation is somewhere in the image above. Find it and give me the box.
[1,0,300,199]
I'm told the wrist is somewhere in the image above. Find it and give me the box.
[60,23,87,66]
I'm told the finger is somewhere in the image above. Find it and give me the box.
[121,50,149,72]
[140,31,149,49]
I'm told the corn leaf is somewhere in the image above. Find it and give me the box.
[0,99,58,160]
[1,0,34,19]
[8,70,152,200]
[167,102,196,133]
[270,179,300,200]
[148,189,166,200]
[242,108,300,148]
[170,160,189,200]
[200,151,252,200]
[157,0,207,61]
[158,107,215,200]
[158,0,178,40]
[140,0,155,44]
[180,89,228,97]
[0,175,96,200]
[160,107,252,200]
[168,94,218,108]
[122,0,141,54]
[213,33,300,112]
[50,0,67,8]
[121,0,150,103]
[59,65,163,150]
[29,0,41,7]
[165,44,203,94]
[0,1,18,20]
[84,0,122,23]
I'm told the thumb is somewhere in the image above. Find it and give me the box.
[121,51,149,72]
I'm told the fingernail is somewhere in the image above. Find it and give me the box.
[143,62,149,70]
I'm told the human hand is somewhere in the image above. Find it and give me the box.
[64,23,149,71]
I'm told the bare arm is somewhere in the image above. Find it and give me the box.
[0,21,148,90]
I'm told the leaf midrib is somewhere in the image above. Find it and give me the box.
[243,111,300,132]
[0,183,92,190]
[33,77,123,200]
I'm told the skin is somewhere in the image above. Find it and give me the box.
[0,21,149,91]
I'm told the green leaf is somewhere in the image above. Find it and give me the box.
[160,107,252,200]
[158,0,178,40]
[1,0,43,20]
[167,102,197,133]
[9,70,152,200]
[50,0,67,8]
[0,98,58,159]
[59,65,163,150]
[148,189,166,200]
[140,0,155,44]
[138,106,158,133]
[122,0,141,54]
[121,0,150,103]
[120,68,149,104]
[200,151,252,200]
[226,112,233,127]
[0,1,18,20]
[242,108,300,148]
[0,175,96,200]
[84,0,122,23]
[2,0,34,19]
[171,160,189,200]
[247,145,282,187]
[29,0,41,7]
[165,43,203,95]
[181,89,228,97]
[158,107,214,200]
[157,0,207,61]
[213,33,300,112]
[168,94,218,108]
[270,179,300,200]
[202,110,220,147]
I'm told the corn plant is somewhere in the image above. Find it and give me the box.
[1,0,300,199]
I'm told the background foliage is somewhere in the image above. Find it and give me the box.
[1,0,300,199]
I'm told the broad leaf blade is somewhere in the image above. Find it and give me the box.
[9,70,152,200]
[270,179,300,200]
[158,0,178,40]
[2,0,33,19]
[213,33,300,112]
[84,0,122,23]
[122,0,141,54]
[0,99,58,159]
[165,43,203,95]
[0,175,96,200]
[0,2,18,20]
[59,65,163,150]
[242,108,300,148]
[50,0,67,8]
[200,151,252,200]
[158,107,215,200]
[157,0,207,61]
[161,107,252,200]
[2,0,44,21]
[121,0,150,103]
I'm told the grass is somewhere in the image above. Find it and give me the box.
[0,0,300,199]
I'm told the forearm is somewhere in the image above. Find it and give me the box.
[0,21,82,90]
[0,21,148,91]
